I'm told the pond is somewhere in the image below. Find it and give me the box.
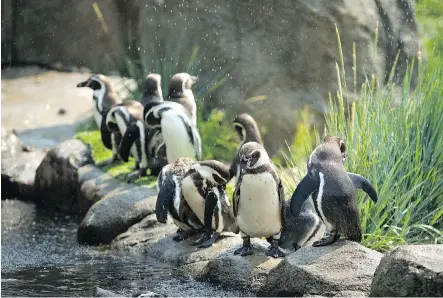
[1,201,250,297]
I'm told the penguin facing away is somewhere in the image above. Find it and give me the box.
[230,113,264,181]
[118,73,168,180]
[233,142,286,258]
[77,74,124,166]
[155,158,204,241]
[181,160,238,248]
[167,73,198,126]
[290,135,378,247]
[143,100,202,163]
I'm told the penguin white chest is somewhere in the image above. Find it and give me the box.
[161,111,196,162]
[181,176,206,225]
[94,109,102,128]
[237,172,282,238]
[115,114,139,162]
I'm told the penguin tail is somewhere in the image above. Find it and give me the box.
[290,173,319,218]
[348,172,378,203]
[156,172,176,224]
[119,124,140,162]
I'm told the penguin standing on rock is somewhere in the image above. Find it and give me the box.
[156,158,204,241]
[143,101,202,163]
[77,74,123,166]
[167,73,198,125]
[233,142,286,258]
[290,136,378,246]
[230,113,264,181]
[118,73,167,180]
[181,160,238,248]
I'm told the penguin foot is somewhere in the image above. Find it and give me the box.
[313,236,337,247]
[172,230,196,242]
[266,246,286,258]
[234,245,253,256]
[197,232,221,248]
[126,171,141,183]
[193,233,211,246]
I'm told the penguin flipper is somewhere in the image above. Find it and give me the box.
[155,172,176,223]
[100,115,113,150]
[202,189,218,236]
[290,174,319,218]
[119,123,141,162]
[233,174,243,217]
[278,180,286,225]
[348,172,378,203]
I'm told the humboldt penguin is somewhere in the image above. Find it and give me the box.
[290,136,378,246]
[144,101,202,163]
[77,74,123,166]
[181,160,238,248]
[167,73,198,125]
[233,142,285,258]
[156,157,204,241]
[230,113,263,181]
[118,73,167,181]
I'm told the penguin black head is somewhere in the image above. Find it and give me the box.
[233,113,263,145]
[323,135,347,163]
[238,142,269,169]
[167,73,198,98]
[77,74,110,92]
[142,73,163,99]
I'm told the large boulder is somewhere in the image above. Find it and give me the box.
[34,139,93,212]
[7,0,423,153]
[77,167,158,245]
[200,239,282,293]
[1,128,46,199]
[1,199,36,233]
[370,244,443,297]
[259,241,383,297]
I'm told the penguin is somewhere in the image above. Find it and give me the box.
[77,74,123,166]
[155,157,204,241]
[289,135,378,246]
[232,142,286,258]
[230,113,264,181]
[167,73,198,126]
[118,73,168,181]
[143,100,202,163]
[181,160,238,248]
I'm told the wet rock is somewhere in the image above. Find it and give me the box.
[111,214,177,251]
[77,167,157,245]
[370,244,443,297]
[1,199,36,232]
[34,139,93,212]
[1,128,46,199]
[259,241,383,297]
[201,239,282,293]
[92,287,120,297]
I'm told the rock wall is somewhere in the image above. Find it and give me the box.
[2,0,423,152]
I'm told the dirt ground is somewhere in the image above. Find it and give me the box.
[1,66,131,148]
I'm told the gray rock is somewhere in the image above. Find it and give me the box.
[370,244,443,297]
[77,166,157,245]
[200,239,282,293]
[1,199,36,233]
[259,240,383,297]
[34,139,93,212]
[111,214,177,251]
[1,128,46,199]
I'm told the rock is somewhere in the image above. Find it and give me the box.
[370,244,443,297]
[8,0,423,154]
[77,166,158,245]
[259,240,383,297]
[34,139,93,212]
[1,199,36,233]
[200,239,282,293]
[1,128,46,199]
[111,214,177,251]
[1,0,12,65]
[92,287,120,297]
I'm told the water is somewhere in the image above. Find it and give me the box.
[1,201,250,297]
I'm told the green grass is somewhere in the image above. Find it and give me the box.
[283,25,443,251]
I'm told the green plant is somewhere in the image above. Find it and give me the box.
[283,25,443,251]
